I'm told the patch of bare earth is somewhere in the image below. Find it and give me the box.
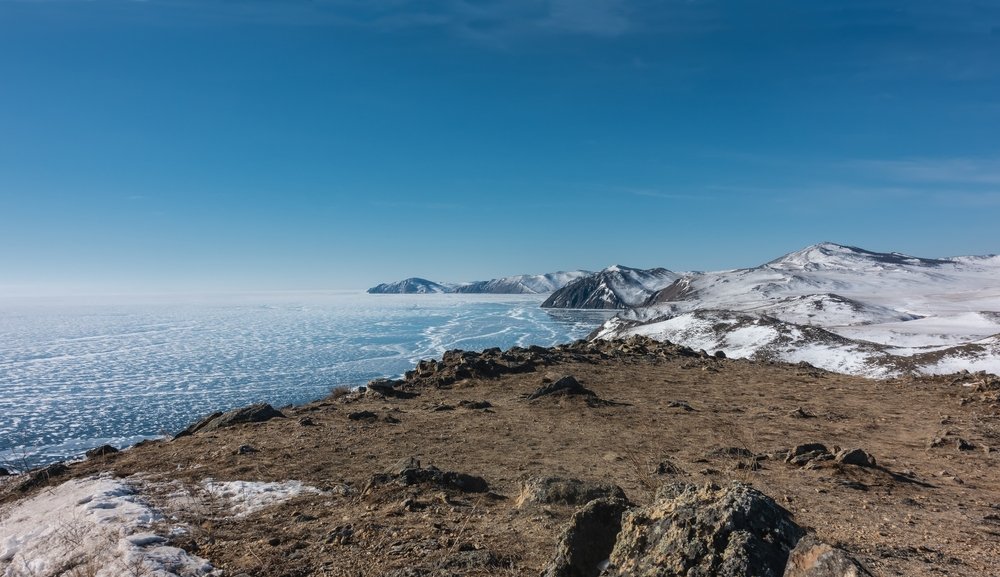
[7,338,1000,577]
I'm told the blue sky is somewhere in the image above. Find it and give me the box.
[1,0,998,294]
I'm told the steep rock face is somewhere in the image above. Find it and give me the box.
[542,266,680,310]
[607,483,804,577]
[367,278,448,294]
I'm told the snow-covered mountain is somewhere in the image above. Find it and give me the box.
[367,271,591,295]
[452,271,592,294]
[591,242,1000,377]
[639,242,1000,319]
[367,278,449,294]
[765,242,952,272]
[594,309,1000,378]
[541,265,681,310]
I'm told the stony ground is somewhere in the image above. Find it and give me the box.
[4,337,1000,577]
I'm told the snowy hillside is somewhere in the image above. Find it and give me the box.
[593,242,1000,377]
[541,265,680,309]
[595,309,1000,378]
[367,278,449,294]
[452,271,592,294]
[595,310,898,377]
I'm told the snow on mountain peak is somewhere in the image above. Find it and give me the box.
[767,242,950,272]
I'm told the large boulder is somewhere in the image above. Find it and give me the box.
[542,498,630,577]
[607,483,804,577]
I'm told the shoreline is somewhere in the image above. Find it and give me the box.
[3,337,999,575]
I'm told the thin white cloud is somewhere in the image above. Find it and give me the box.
[3,0,638,40]
[851,157,1000,186]
[628,188,713,201]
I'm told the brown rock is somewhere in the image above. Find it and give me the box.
[783,535,873,577]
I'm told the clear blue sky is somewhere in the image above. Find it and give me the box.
[1,1,998,294]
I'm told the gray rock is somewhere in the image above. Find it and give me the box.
[783,535,873,577]
[209,403,284,430]
[607,483,804,577]
[366,460,489,493]
[175,403,284,437]
[0,467,9,476]
[348,410,379,422]
[834,449,877,468]
[527,375,595,400]
[787,443,829,459]
[366,378,419,399]
[85,444,119,459]
[173,411,223,438]
[542,498,631,577]
[788,450,831,466]
[517,476,628,507]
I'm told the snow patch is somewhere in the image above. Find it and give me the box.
[0,476,215,577]
[201,479,323,517]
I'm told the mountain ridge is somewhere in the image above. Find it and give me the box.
[367,270,591,295]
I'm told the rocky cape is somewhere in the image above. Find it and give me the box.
[3,337,999,576]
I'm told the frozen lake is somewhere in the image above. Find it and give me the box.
[0,292,611,470]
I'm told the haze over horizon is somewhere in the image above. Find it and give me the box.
[2,1,999,296]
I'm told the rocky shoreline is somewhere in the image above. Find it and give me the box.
[2,337,999,576]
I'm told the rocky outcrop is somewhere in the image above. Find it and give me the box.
[393,336,713,391]
[527,375,595,400]
[85,444,119,459]
[783,444,878,469]
[517,477,628,507]
[365,457,489,494]
[607,483,805,577]
[174,403,285,438]
[541,265,679,310]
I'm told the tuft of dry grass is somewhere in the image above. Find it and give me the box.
[329,385,353,401]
